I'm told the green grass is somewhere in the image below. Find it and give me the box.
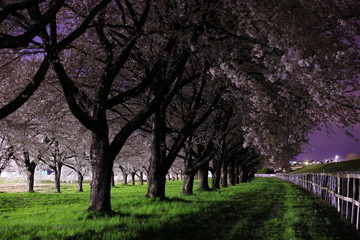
[291,159,360,174]
[0,178,359,240]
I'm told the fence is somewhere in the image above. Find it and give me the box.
[277,173,360,230]
[254,174,276,178]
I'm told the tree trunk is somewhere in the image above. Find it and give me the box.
[131,172,136,185]
[122,173,128,185]
[87,135,113,215]
[181,172,195,195]
[212,168,221,189]
[235,160,240,184]
[240,169,248,182]
[63,164,84,192]
[88,161,113,213]
[146,151,167,199]
[198,162,210,191]
[228,159,236,186]
[27,164,36,193]
[77,170,84,192]
[138,171,144,185]
[146,108,167,199]
[111,170,115,187]
[24,151,36,193]
[146,170,166,199]
[212,155,222,189]
[221,158,228,188]
[119,166,128,185]
[54,163,62,193]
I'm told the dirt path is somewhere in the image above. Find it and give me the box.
[0,183,55,193]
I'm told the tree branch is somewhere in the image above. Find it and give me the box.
[51,59,98,132]
[0,56,49,120]
[0,0,66,48]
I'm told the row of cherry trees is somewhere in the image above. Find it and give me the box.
[0,102,262,195]
[0,0,359,214]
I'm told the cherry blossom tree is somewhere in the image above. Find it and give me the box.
[0,135,14,176]
[0,124,44,192]
[0,46,91,192]
[114,131,150,185]
[209,0,360,160]
[147,69,222,198]
[0,0,111,120]
[0,0,359,216]
[45,0,197,213]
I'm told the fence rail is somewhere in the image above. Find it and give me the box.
[277,173,360,230]
[254,174,276,178]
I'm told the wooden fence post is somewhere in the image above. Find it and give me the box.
[337,176,341,213]
[276,173,360,232]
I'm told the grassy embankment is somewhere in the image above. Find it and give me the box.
[292,159,360,174]
[0,178,359,240]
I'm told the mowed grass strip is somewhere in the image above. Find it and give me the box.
[0,178,359,240]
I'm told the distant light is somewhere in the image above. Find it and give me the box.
[304,161,309,165]
[335,155,339,162]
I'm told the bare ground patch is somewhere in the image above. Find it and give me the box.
[0,183,55,193]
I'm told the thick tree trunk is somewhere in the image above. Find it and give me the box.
[131,172,136,185]
[122,173,128,185]
[27,165,36,193]
[146,152,167,199]
[119,166,128,185]
[212,168,221,189]
[146,171,166,199]
[146,108,167,199]
[88,161,113,213]
[24,151,36,193]
[221,158,228,188]
[212,155,223,189]
[198,162,210,191]
[54,163,62,193]
[138,171,144,185]
[87,135,113,214]
[77,171,84,192]
[182,172,195,195]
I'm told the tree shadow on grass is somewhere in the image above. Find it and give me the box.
[132,194,284,239]
[162,197,192,203]
[129,181,360,240]
[63,179,360,240]
[65,180,286,240]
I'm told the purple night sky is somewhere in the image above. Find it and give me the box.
[296,124,360,162]
[296,37,360,162]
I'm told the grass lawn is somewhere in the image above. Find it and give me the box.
[291,159,360,174]
[0,178,359,240]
